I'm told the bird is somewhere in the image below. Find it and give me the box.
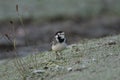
[51,31,67,52]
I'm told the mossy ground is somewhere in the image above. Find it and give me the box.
[0,35,120,80]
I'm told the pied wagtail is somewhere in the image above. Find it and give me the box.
[51,31,67,52]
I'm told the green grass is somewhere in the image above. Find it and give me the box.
[0,34,120,80]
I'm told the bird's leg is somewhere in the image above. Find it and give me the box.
[55,51,61,60]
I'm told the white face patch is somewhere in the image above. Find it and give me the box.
[55,35,59,42]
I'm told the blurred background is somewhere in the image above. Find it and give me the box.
[0,0,120,59]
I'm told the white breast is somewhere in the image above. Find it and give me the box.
[52,43,67,51]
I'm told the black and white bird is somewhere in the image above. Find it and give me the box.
[51,31,67,51]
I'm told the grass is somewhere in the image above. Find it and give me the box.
[0,34,120,80]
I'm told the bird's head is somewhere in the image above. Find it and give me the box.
[55,31,66,43]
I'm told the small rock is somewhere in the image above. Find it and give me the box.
[108,40,116,45]
[33,70,45,73]
[92,58,96,61]
[67,67,72,72]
